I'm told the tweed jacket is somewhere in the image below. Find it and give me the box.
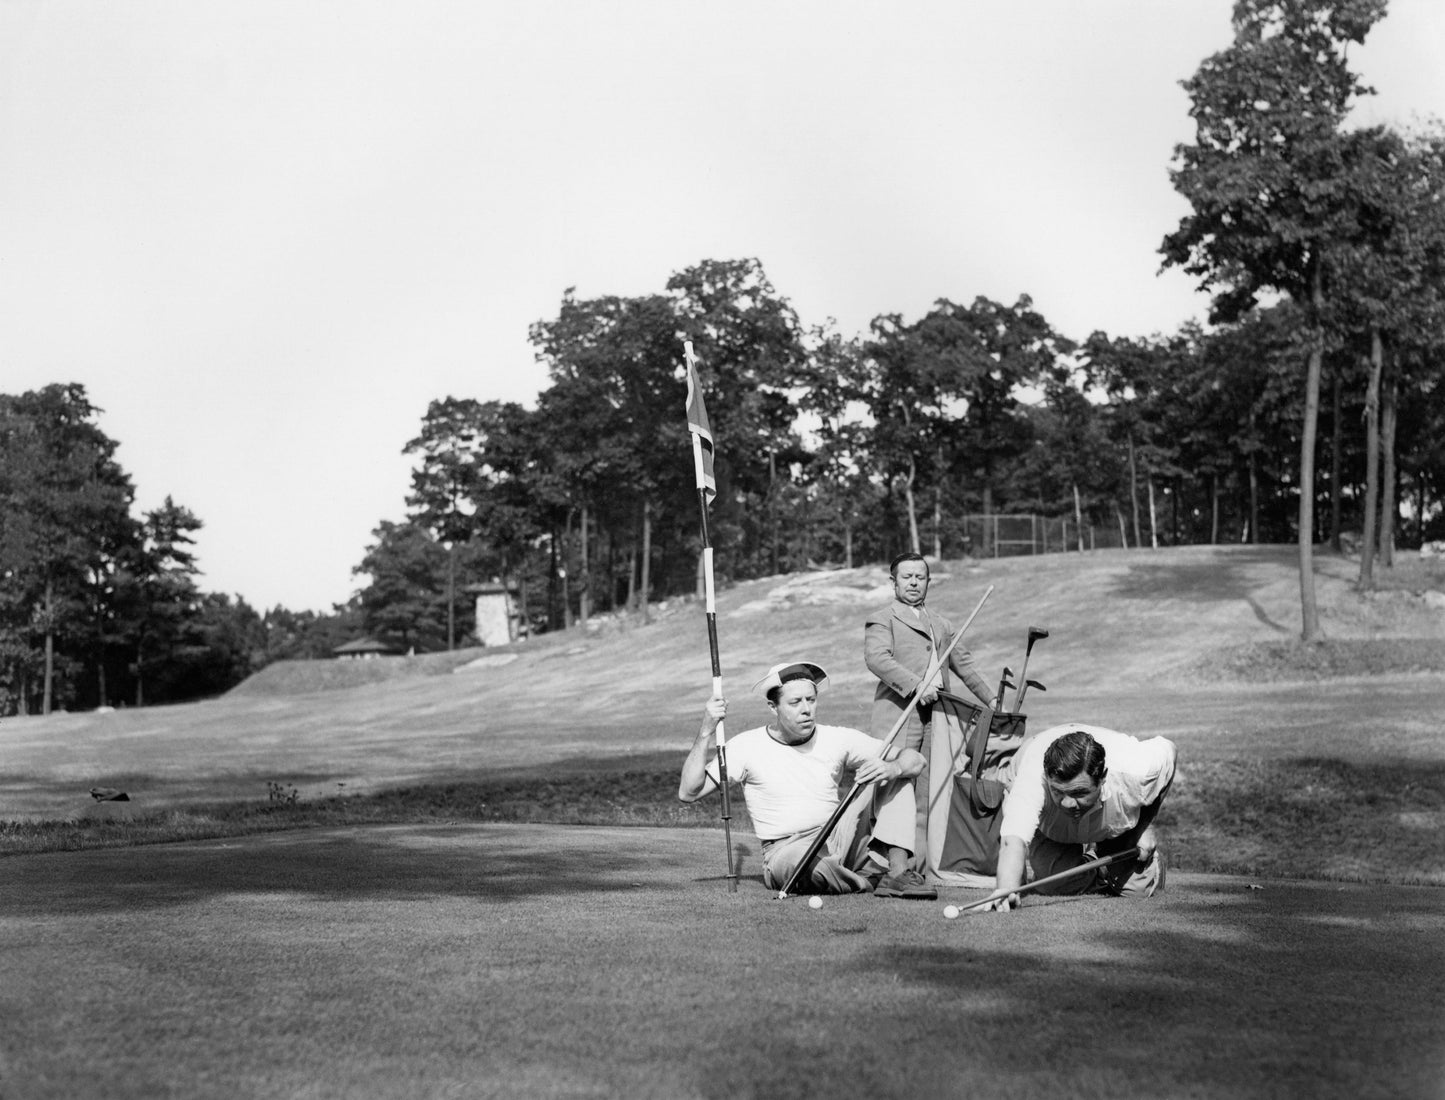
[864,601,993,738]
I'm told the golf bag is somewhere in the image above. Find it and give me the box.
[919,691,1029,887]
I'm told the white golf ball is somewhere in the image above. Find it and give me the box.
[808,896,823,910]
[943,904,960,919]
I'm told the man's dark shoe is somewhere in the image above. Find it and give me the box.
[874,869,937,900]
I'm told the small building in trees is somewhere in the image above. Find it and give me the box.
[466,582,520,647]
[332,637,403,660]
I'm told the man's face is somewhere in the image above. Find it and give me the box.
[1047,770,1103,817]
[892,560,930,606]
[768,680,819,744]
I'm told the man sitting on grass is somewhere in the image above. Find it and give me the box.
[679,660,936,899]
[987,724,1177,911]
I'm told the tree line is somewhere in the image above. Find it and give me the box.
[4,0,1441,714]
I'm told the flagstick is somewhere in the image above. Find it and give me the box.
[684,341,737,892]
[694,452,736,893]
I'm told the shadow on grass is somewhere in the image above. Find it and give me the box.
[691,882,1445,1099]
[1109,549,1295,604]
[0,825,690,917]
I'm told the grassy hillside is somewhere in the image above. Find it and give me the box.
[2,545,1443,828]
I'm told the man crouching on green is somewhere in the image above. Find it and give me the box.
[679,660,936,899]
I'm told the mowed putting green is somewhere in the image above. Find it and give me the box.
[3,824,1443,1100]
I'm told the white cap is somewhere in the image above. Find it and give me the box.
[752,661,829,697]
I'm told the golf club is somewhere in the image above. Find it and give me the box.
[954,846,1142,913]
[1015,678,1046,710]
[1011,626,1049,713]
[993,666,1013,709]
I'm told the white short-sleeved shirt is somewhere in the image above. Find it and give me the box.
[998,724,1177,846]
[705,724,883,841]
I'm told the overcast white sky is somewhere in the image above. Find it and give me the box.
[3,1,1442,612]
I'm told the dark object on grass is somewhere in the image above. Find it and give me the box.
[90,787,130,802]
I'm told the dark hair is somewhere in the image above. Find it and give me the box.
[767,668,819,705]
[889,552,929,580]
[1043,731,1106,785]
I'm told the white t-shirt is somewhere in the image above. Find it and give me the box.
[998,723,1177,846]
[706,724,883,841]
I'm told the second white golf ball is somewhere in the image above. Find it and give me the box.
[808,896,823,910]
[943,905,960,919]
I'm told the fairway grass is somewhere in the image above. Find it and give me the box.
[3,824,1443,1100]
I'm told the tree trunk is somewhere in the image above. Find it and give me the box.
[1297,272,1324,642]
[1211,472,1220,544]
[640,498,653,624]
[1072,484,1084,551]
[768,449,779,575]
[1380,362,1398,569]
[1127,432,1141,549]
[42,580,54,715]
[1329,373,1343,552]
[1115,503,1128,549]
[904,453,921,555]
[562,509,574,631]
[844,522,854,569]
[446,541,457,650]
[625,528,638,613]
[1360,330,1382,589]
[1248,411,1260,545]
[933,444,944,560]
[1147,477,1159,550]
[579,503,591,624]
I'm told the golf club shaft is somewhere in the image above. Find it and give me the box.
[1011,627,1048,713]
[958,846,1142,913]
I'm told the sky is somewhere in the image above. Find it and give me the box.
[3,1,1443,612]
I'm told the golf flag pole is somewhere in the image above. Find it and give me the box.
[684,340,737,893]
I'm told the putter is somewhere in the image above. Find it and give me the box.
[1015,678,1046,710]
[954,846,1142,914]
[1010,626,1049,713]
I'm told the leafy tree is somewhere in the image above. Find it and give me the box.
[668,259,809,577]
[120,497,210,706]
[353,520,457,652]
[1161,0,1388,638]
[531,290,692,617]
[0,384,135,713]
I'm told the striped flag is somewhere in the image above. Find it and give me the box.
[683,341,716,505]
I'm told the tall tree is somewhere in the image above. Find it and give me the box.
[1162,0,1388,639]
[0,384,135,713]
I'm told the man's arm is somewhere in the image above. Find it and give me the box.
[1101,737,1178,862]
[864,615,923,700]
[852,745,925,787]
[992,835,1029,902]
[678,695,726,803]
[947,637,997,708]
